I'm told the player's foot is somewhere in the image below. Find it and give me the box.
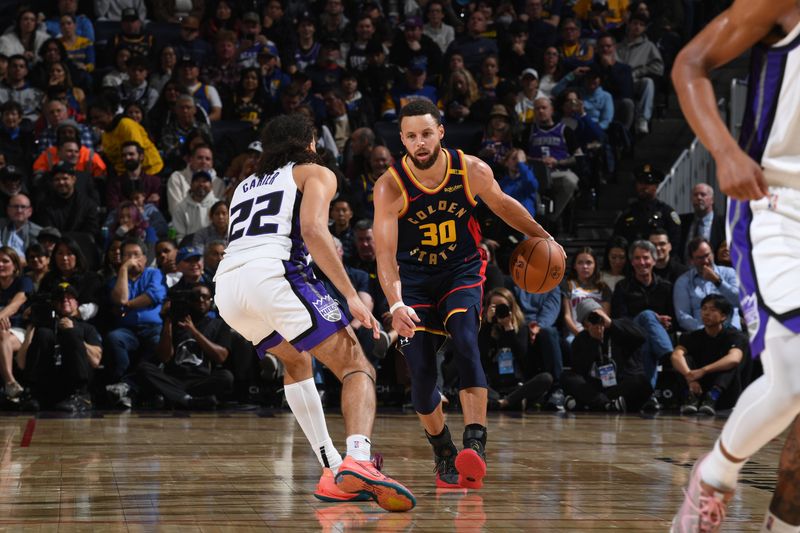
[455,446,487,490]
[670,454,734,533]
[434,450,461,489]
[335,456,416,512]
[314,468,372,503]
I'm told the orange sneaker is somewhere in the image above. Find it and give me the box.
[314,468,372,502]
[335,456,416,512]
[455,448,486,490]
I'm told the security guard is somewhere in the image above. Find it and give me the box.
[613,164,681,245]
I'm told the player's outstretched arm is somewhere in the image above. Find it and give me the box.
[672,0,796,200]
[373,174,420,338]
[297,164,379,337]
[465,155,557,244]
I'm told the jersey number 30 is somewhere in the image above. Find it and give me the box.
[228,191,284,242]
[419,220,457,246]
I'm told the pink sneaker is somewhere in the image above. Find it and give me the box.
[314,468,371,502]
[335,456,416,512]
[670,454,734,533]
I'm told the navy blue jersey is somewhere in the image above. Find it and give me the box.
[389,148,482,269]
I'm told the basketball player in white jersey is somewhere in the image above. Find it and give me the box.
[671,1,800,532]
[214,114,415,512]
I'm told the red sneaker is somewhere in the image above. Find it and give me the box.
[335,456,416,512]
[455,448,486,490]
[314,468,372,502]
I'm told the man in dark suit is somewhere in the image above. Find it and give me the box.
[679,182,726,261]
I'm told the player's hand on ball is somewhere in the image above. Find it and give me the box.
[717,147,769,200]
[392,306,420,338]
[347,295,380,339]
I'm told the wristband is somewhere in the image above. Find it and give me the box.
[389,301,407,314]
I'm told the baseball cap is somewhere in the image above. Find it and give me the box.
[408,56,428,73]
[520,68,539,80]
[247,140,263,153]
[634,163,664,185]
[242,11,260,24]
[53,282,79,300]
[296,11,315,25]
[489,104,510,119]
[576,299,603,324]
[403,16,423,29]
[121,8,138,21]
[192,170,212,182]
[177,246,203,263]
[177,55,198,68]
[38,227,62,241]
[0,165,24,181]
[51,161,76,176]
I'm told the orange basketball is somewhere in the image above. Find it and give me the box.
[509,237,565,294]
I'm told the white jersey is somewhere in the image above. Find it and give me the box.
[216,162,307,275]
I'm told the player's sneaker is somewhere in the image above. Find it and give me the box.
[670,454,734,533]
[434,450,461,489]
[314,468,372,502]
[335,456,416,512]
[315,503,367,532]
[455,444,487,490]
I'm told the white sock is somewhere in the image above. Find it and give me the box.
[346,434,371,461]
[761,511,800,533]
[700,439,743,491]
[284,378,343,473]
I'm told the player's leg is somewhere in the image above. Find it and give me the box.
[761,416,800,533]
[445,306,489,489]
[309,327,416,511]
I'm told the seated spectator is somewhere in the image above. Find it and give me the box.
[322,87,374,156]
[17,283,101,412]
[526,96,580,225]
[423,0,455,54]
[201,31,241,99]
[39,237,104,322]
[478,104,515,167]
[137,282,233,409]
[514,68,546,133]
[0,247,33,400]
[153,0,204,23]
[649,228,688,283]
[33,135,107,184]
[36,227,61,257]
[190,201,229,248]
[44,61,86,116]
[88,97,164,177]
[557,17,594,69]
[0,101,36,170]
[442,68,481,124]
[599,235,628,291]
[33,163,99,236]
[514,285,564,381]
[0,194,40,260]
[613,164,681,246]
[99,3,148,23]
[380,57,441,120]
[46,0,96,42]
[34,103,93,154]
[172,171,221,242]
[117,55,158,113]
[359,40,399,117]
[562,299,652,411]
[105,141,161,210]
[155,239,182,289]
[616,13,664,134]
[158,95,214,166]
[104,190,168,240]
[166,144,225,219]
[101,46,131,89]
[611,239,675,395]
[328,196,356,265]
[347,146,392,220]
[348,219,386,315]
[674,237,741,333]
[390,16,443,82]
[594,33,635,131]
[496,148,539,220]
[104,238,166,398]
[679,182,726,261]
[672,295,747,416]
[25,243,50,290]
[203,240,226,279]
[175,15,213,66]
[305,38,346,96]
[104,200,158,254]
[149,45,177,94]
[223,66,270,135]
[110,10,153,66]
[99,235,124,282]
[538,46,566,98]
[236,12,279,69]
[479,287,534,392]
[577,67,614,132]
[500,22,537,81]
[176,56,222,121]
[445,10,498,75]
[561,247,612,343]
[477,54,505,104]
[257,46,290,106]
[0,9,49,65]
[0,166,30,216]
[171,246,212,291]
[58,14,95,74]
[716,241,732,268]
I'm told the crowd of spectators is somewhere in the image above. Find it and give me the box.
[0,0,740,413]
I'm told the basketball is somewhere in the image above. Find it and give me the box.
[509,237,565,294]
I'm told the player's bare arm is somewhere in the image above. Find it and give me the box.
[672,0,799,200]
[373,172,420,338]
[464,155,558,245]
[295,163,379,337]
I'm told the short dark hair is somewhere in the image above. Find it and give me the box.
[687,236,710,258]
[0,100,23,115]
[701,294,732,318]
[122,237,146,255]
[353,218,373,232]
[648,227,669,240]
[122,140,144,155]
[398,98,441,127]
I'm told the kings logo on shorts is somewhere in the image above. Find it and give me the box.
[313,294,343,322]
[741,292,760,340]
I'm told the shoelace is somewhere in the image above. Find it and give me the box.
[680,487,727,533]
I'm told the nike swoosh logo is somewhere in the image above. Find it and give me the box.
[410,193,424,202]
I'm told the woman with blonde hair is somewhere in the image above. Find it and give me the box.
[442,68,480,123]
[0,247,33,400]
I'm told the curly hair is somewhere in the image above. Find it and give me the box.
[256,113,323,175]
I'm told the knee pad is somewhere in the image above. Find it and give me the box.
[446,307,488,390]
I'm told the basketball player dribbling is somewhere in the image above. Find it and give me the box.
[372,99,563,490]
[671,1,800,531]
[214,114,415,512]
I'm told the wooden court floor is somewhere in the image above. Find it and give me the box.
[0,410,784,532]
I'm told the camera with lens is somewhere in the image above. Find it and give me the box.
[168,289,201,321]
[586,311,604,325]
[494,303,510,320]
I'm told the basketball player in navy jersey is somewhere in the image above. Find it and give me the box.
[373,99,563,489]
[671,1,800,532]
[214,114,415,512]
